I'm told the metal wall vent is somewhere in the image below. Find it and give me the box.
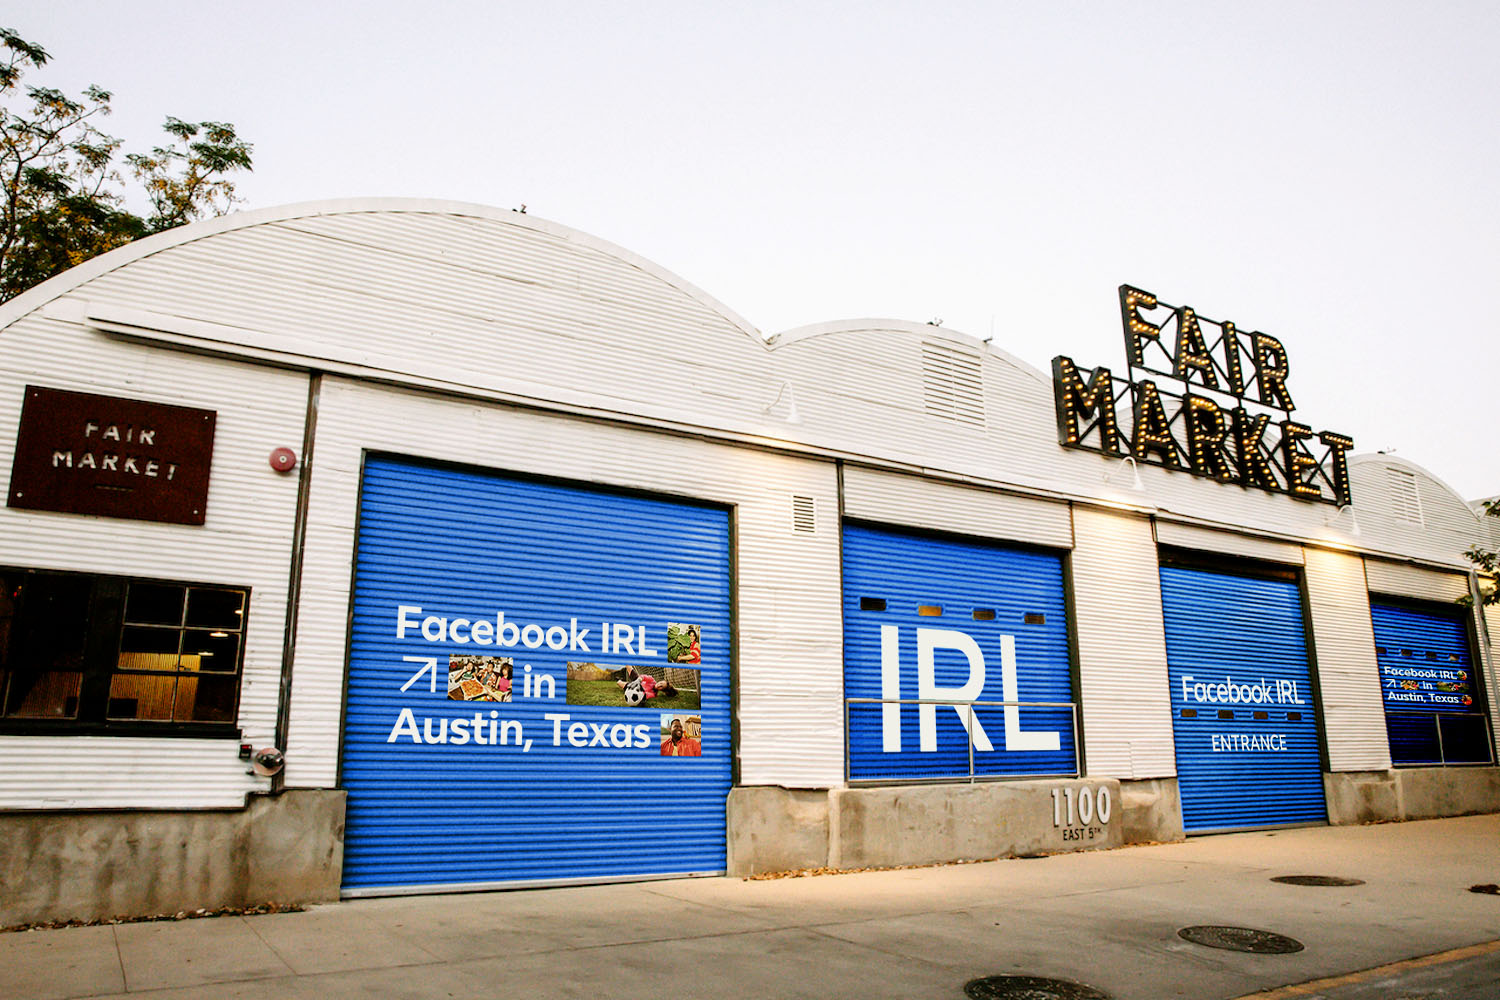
[792,495,816,534]
[1388,467,1424,524]
[922,341,985,428]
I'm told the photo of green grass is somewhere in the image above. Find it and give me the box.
[565,662,701,709]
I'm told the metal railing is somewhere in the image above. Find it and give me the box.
[844,697,1080,784]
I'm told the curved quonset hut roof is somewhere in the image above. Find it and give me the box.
[0,198,1489,567]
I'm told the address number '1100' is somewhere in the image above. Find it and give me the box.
[1051,785,1112,827]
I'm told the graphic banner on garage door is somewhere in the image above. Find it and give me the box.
[1371,601,1492,766]
[341,457,731,894]
[1161,564,1326,832]
[842,524,1077,781]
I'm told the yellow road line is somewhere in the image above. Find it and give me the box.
[1231,939,1500,999]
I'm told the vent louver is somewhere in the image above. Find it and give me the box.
[1388,467,1423,524]
[792,495,816,534]
[922,341,985,428]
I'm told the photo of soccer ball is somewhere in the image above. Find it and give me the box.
[624,684,646,707]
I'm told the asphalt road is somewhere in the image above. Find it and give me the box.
[3,813,1497,1000]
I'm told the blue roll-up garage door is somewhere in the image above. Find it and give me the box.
[842,524,1077,781]
[1161,564,1326,832]
[340,456,731,894]
[1370,601,1493,766]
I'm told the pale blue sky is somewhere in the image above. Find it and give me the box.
[13,1,1499,499]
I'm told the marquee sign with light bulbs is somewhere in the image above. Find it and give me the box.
[1052,285,1353,506]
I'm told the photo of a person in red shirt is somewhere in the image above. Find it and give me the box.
[660,716,701,756]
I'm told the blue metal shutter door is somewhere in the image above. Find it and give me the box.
[340,457,731,894]
[1370,602,1491,765]
[1161,565,1326,832]
[842,524,1075,781]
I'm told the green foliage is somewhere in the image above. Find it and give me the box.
[0,28,252,302]
[1461,498,1499,607]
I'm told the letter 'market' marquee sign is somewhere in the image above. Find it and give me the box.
[1052,285,1353,506]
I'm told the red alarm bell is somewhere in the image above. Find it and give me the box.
[269,447,297,473]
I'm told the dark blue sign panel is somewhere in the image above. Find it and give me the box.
[1370,602,1491,766]
[1161,565,1326,832]
[1371,604,1477,712]
[341,457,731,892]
[842,524,1076,781]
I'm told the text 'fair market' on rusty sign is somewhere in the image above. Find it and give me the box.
[8,385,216,525]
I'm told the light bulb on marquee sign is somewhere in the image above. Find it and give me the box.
[1052,284,1354,507]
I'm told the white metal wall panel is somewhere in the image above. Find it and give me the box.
[1154,522,1304,566]
[1484,605,1500,747]
[1303,548,1389,771]
[842,466,1073,549]
[73,212,784,441]
[29,202,1488,584]
[0,308,308,809]
[1069,508,1176,779]
[286,377,845,791]
[1347,456,1489,568]
[1363,560,1469,603]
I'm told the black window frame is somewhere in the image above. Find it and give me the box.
[0,566,249,738]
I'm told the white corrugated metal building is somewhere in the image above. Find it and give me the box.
[0,200,1494,922]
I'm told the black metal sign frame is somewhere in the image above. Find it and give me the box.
[1053,286,1353,506]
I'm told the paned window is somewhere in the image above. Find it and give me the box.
[0,568,248,736]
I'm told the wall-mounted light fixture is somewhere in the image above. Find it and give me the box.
[1323,504,1361,538]
[762,381,802,424]
[1103,455,1145,492]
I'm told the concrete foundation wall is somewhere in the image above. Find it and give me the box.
[0,790,345,927]
[1116,777,1185,844]
[726,786,831,874]
[728,779,1133,875]
[1324,768,1500,825]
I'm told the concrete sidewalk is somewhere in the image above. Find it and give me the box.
[4,814,1497,1000]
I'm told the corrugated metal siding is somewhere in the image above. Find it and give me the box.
[74,213,781,440]
[3,201,1491,814]
[341,458,731,892]
[1363,560,1469,603]
[1484,606,1500,752]
[1161,565,1326,831]
[1155,522,1304,565]
[1348,457,1487,568]
[1069,508,1175,779]
[42,204,1490,578]
[287,377,845,791]
[0,738,266,809]
[842,466,1072,549]
[841,525,1075,780]
[0,306,308,809]
[1302,548,1388,771]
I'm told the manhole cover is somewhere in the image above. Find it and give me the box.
[1177,925,1305,954]
[1271,875,1365,887]
[964,975,1111,1000]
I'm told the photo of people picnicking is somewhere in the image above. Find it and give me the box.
[447,654,513,702]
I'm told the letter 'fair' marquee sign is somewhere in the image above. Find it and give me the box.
[1053,286,1353,506]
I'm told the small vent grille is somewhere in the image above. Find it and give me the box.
[922,342,985,428]
[1388,467,1423,524]
[792,495,816,534]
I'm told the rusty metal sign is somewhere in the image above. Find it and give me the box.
[8,385,216,525]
